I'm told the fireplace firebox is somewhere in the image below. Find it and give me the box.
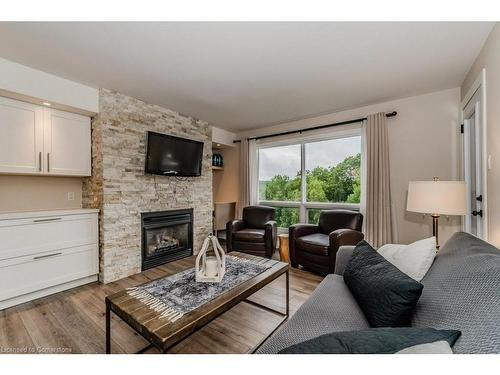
[141,209,193,270]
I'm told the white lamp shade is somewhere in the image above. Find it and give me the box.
[407,180,467,216]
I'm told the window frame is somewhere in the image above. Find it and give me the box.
[256,125,362,227]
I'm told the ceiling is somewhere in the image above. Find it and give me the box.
[0,22,493,131]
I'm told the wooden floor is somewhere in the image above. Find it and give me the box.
[0,255,322,354]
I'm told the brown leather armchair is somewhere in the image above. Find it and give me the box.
[226,206,277,258]
[290,209,363,275]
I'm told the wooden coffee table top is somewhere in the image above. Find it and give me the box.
[106,252,288,352]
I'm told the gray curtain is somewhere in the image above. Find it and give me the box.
[364,112,393,247]
[238,138,250,218]
[238,138,256,218]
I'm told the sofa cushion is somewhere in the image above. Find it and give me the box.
[344,241,423,327]
[233,228,265,242]
[255,274,369,353]
[412,232,500,354]
[296,233,330,256]
[278,327,461,354]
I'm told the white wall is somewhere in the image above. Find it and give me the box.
[0,58,98,115]
[462,23,500,247]
[213,144,240,204]
[212,126,236,147]
[238,88,462,245]
[0,176,82,213]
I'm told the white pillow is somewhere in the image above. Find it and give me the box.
[396,340,453,354]
[377,237,437,281]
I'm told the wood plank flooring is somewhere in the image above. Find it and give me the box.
[0,256,322,354]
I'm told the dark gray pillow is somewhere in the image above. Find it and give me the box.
[278,327,461,354]
[343,241,423,327]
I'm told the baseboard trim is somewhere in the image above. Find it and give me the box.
[0,275,98,310]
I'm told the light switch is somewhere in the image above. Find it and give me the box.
[68,192,75,201]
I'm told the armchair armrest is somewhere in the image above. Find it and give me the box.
[329,228,364,249]
[264,220,277,227]
[289,224,319,267]
[264,220,277,232]
[264,220,278,258]
[328,228,364,272]
[226,219,246,252]
[227,219,245,232]
[334,245,356,275]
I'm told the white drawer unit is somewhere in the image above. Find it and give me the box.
[0,209,99,310]
[0,96,91,176]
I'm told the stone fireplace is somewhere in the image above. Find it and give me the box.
[141,209,193,270]
[83,89,213,283]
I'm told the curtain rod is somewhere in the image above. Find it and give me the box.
[233,111,397,143]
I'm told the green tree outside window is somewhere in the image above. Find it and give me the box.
[260,153,361,228]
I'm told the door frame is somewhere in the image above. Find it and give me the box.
[460,68,488,240]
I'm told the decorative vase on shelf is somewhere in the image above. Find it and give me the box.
[212,153,224,167]
[195,234,226,283]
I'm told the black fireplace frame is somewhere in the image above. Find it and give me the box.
[141,208,193,270]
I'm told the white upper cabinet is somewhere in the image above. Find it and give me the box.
[0,97,44,174]
[0,97,91,176]
[44,109,91,176]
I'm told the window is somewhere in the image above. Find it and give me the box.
[273,207,300,228]
[307,208,322,224]
[258,144,301,202]
[257,131,362,228]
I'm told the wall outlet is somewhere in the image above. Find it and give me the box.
[67,192,75,201]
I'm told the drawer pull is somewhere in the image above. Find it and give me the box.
[33,252,62,260]
[33,217,62,223]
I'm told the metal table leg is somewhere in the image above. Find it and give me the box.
[106,302,111,354]
[249,269,289,353]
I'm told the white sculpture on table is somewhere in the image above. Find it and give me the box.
[195,234,226,283]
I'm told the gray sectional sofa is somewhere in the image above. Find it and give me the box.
[257,232,500,353]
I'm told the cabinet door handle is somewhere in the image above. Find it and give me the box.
[47,152,50,172]
[33,252,62,260]
[38,152,42,172]
[33,217,62,223]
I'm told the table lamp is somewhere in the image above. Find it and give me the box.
[406,178,467,249]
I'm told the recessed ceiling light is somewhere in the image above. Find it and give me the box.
[216,143,221,147]
[42,102,51,106]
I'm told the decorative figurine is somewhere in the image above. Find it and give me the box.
[195,234,226,282]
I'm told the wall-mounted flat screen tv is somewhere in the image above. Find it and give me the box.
[145,131,204,177]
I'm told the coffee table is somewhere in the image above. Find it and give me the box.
[105,252,289,354]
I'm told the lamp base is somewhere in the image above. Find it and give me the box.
[432,214,440,249]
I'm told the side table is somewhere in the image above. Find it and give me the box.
[278,233,290,263]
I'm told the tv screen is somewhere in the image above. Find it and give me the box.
[145,132,204,177]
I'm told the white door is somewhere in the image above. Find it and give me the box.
[44,108,91,176]
[0,97,44,174]
[462,89,485,239]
